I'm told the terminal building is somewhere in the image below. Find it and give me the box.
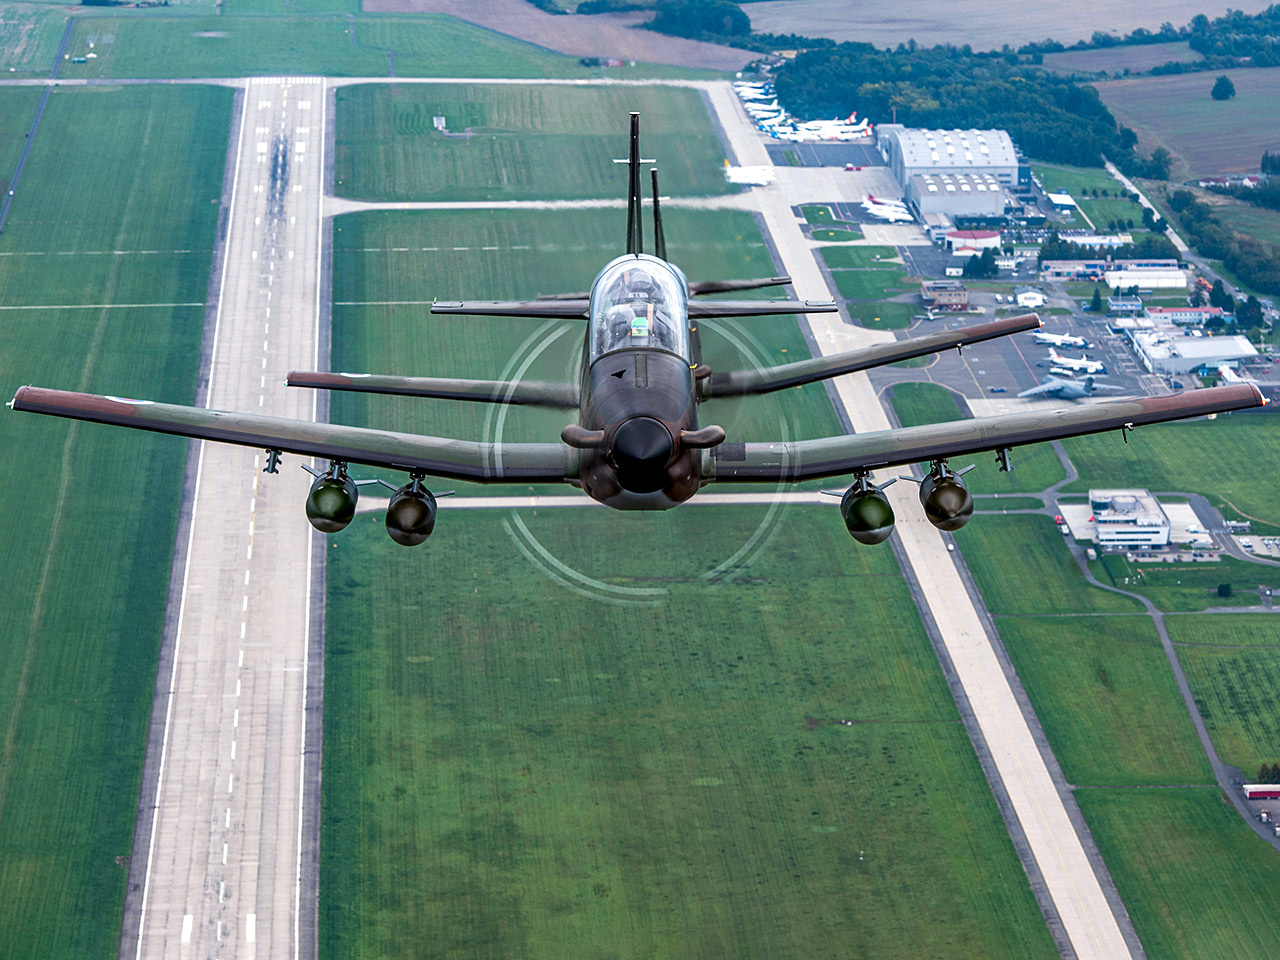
[920,279,968,309]
[1090,489,1170,547]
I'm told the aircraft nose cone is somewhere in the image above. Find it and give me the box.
[611,417,674,493]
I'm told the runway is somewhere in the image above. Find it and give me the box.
[116,74,1140,960]
[702,82,1139,959]
[123,77,327,960]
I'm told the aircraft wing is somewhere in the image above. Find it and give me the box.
[431,298,835,319]
[431,300,590,319]
[286,371,579,408]
[688,299,837,318]
[704,315,1040,396]
[9,387,571,483]
[708,384,1264,482]
[1016,380,1062,399]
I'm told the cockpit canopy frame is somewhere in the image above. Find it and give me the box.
[588,255,689,361]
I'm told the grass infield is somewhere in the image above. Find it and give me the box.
[0,84,231,960]
[319,507,1057,960]
[334,84,732,202]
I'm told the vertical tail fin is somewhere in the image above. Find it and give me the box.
[651,167,667,262]
[626,112,643,255]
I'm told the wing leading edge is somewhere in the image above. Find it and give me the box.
[703,314,1042,396]
[9,387,571,483]
[708,384,1265,481]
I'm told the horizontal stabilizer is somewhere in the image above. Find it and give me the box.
[286,372,579,408]
[533,276,792,301]
[431,300,589,319]
[689,299,837,319]
[688,276,791,295]
[432,298,833,320]
[704,314,1042,397]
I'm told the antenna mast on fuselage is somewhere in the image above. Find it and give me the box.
[615,112,655,256]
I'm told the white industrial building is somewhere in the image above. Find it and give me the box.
[1089,489,1170,547]
[944,229,1002,251]
[1131,330,1257,375]
[878,126,1019,186]
[1104,267,1187,290]
[908,173,1005,217]
[1014,287,1047,308]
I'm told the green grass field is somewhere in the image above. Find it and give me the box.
[996,616,1211,785]
[827,268,912,301]
[0,4,67,74]
[334,84,732,201]
[1077,789,1280,960]
[1213,198,1280,246]
[974,496,1043,510]
[1096,67,1280,180]
[1166,615,1280,777]
[818,245,897,269]
[0,88,41,193]
[61,15,596,80]
[1061,416,1280,535]
[0,84,232,960]
[888,382,1066,495]
[320,506,1058,960]
[955,516,1142,616]
[1040,41,1201,77]
[811,227,861,241]
[1090,554,1276,613]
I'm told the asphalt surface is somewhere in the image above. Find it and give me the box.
[122,77,327,960]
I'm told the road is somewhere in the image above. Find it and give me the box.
[704,82,1140,960]
[123,77,327,960]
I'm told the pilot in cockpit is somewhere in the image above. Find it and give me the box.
[603,270,668,348]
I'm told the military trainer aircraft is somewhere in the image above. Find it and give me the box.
[8,114,1267,546]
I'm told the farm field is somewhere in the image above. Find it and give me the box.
[887,382,1066,495]
[1172,616,1280,776]
[61,15,601,80]
[740,0,1266,49]
[1061,416,1280,536]
[333,84,732,201]
[319,505,1059,960]
[1040,40,1201,77]
[0,84,232,960]
[1095,67,1280,180]
[0,88,40,193]
[1077,788,1280,960]
[0,4,67,74]
[955,516,1142,616]
[1031,161,1144,231]
[995,616,1212,786]
[330,206,847,496]
[1212,198,1280,246]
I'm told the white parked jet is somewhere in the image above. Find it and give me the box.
[1047,347,1106,374]
[1218,364,1257,384]
[1034,331,1093,349]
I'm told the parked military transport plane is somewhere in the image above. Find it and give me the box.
[1018,375,1123,400]
[8,115,1267,546]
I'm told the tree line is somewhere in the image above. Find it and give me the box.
[1168,189,1280,295]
